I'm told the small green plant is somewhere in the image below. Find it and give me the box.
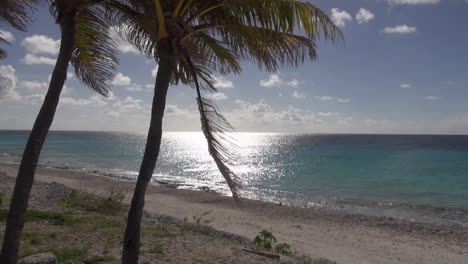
[275,243,291,255]
[253,230,277,250]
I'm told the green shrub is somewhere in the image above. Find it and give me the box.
[253,230,277,250]
[275,243,291,255]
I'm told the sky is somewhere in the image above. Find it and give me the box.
[1,0,468,134]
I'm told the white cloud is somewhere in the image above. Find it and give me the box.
[331,8,352,28]
[292,91,306,100]
[23,54,56,65]
[19,80,48,91]
[109,27,140,54]
[125,84,143,92]
[356,8,375,24]
[213,76,234,89]
[21,35,60,55]
[318,112,340,117]
[207,92,228,101]
[151,65,159,78]
[111,73,145,92]
[260,74,282,87]
[112,73,132,86]
[0,30,15,42]
[337,98,351,103]
[424,96,440,101]
[287,79,301,88]
[383,25,417,34]
[0,65,18,100]
[228,99,352,132]
[61,97,93,106]
[400,83,412,89]
[386,0,439,5]
[164,104,197,120]
[316,96,334,101]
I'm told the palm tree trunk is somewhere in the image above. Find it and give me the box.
[122,42,172,264]
[0,13,76,264]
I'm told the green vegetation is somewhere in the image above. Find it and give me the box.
[59,189,125,215]
[253,230,293,256]
[0,209,71,226]
[275,243,291,255]
[253,230,277,250]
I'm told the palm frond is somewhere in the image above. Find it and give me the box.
[209,24,318,71]
[183,48,240,201]
[197,97,240,201]
[187,33,242,75]
[223,0,342,41]
[71,5,118,96]
[180,0,341,72]
[0,0,38,31]
[0,36,9,59]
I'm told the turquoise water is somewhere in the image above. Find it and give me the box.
[1,131,468,221]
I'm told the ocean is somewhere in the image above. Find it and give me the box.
[1,131,468,224]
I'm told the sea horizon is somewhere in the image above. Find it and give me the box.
[1,129,468,137]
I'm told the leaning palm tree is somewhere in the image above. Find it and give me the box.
[0,1,119,263]
[0,0,39,59]
[109,1,341,263]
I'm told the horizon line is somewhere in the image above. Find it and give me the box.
[0,130,467,136]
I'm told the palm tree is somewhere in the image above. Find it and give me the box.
[0,1,119,263]
[0,0,39,59]
[109,1,341,263]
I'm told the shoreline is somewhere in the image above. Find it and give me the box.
[3,158,468,227]
[1,163,468,263]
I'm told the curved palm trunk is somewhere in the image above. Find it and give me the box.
[122,43,172,264]
[0,13,76,264]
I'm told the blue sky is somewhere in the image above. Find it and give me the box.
[1,0,468,134]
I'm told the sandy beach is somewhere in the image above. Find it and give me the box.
[1,163,467,264]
